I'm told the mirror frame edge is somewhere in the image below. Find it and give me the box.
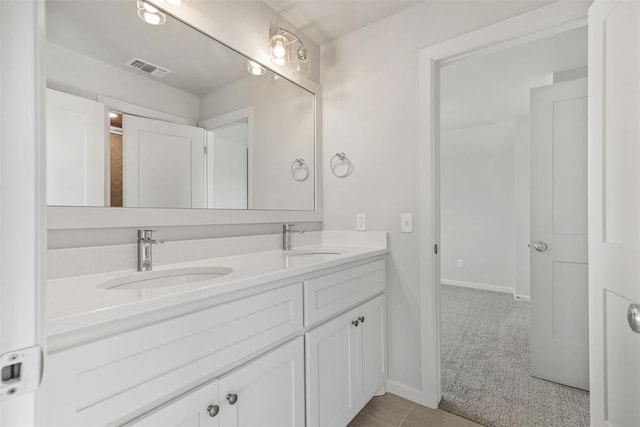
[47,2,323,230]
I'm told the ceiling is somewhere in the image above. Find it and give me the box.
[440,25,588,132]
[46,0,251,96]
[263,0,421,45]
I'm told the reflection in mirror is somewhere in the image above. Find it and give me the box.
[45,0,315,211]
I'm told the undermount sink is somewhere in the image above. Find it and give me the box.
[284,248,345,256]
[100,266,233,290]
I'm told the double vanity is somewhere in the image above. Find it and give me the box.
[45,231,388,426]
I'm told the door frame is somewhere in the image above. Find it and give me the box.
[417,1,589,408]
[0,0,46,424]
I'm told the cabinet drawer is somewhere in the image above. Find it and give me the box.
[304,260,385,326]
[46,283,303,426]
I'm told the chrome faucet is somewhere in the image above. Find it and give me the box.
[137,229,164,271]
[282,224,304,251]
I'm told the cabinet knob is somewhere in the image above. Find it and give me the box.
[351,320,359,327]
[206,404,220,417]
[358,316,365,323]
[226,393,238,405]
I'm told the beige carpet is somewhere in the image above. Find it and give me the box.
[439,285,590,427]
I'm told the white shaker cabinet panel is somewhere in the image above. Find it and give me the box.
[305,311,358,427]
[126,381,220,427]
[218,337,305,427]
[354,294,387,406]
[304,259,386,326]
[306,294,387,427]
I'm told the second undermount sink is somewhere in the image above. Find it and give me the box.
[284,248,345,256]
[100,266,233,290]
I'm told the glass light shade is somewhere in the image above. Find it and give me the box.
[137,0,166,25]
[247,60,266,76]
[270,34,289,65]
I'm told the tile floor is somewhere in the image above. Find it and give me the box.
[349,393,482,427]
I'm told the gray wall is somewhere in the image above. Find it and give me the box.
[320,0,554,392]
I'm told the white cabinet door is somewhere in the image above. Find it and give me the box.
[123,115,205,208]
[530,78,589,390]
[588,0,640,424]
[46,88,107,206]
[354,295,387,406]
[218,338,304,427]
[305,311,358,427]
[127,381,220,427]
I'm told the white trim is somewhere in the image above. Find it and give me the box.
[0,0,46,422]
[386,380,422,405]
[199,107,255,210]
[440,279,513,294]
[97,94,189,125]
[418,0,588,409]
[513,294,531,302]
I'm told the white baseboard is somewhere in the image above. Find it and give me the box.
[386,380,422,404]
[513,294,531,302]
[441,279,513,294]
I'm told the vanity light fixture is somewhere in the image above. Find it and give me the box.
[269,28,310,77]
[137,0,166,26]
[247,60,266,76]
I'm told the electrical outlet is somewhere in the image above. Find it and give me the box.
[401,213,413,233]
[458,259,464,268]
[356,213,366,231]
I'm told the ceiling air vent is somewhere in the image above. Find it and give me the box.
[125,57,172,78]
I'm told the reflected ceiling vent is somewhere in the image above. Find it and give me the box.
[125,58,172,78]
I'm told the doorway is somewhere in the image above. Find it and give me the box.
[417,0,593,422]
[436,26,589,426]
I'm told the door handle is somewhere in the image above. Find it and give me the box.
[532,241,548,252]
[628,304,640,334]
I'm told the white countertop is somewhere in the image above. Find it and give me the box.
[47,243,388,337]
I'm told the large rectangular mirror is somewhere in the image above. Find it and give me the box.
[45,0,316,215]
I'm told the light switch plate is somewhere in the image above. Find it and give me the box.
[401,213,413,233]
[356,213,366,231]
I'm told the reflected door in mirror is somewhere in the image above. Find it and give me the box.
[123,115,206,209]
[46,88,107,206]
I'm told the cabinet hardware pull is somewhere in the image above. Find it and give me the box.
[351,320,359,327]
[206,404,220,417]
[226,393,238,405]
[358,316,365,323]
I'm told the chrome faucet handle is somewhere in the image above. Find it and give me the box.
[138,229,163,242]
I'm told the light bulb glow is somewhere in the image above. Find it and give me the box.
[143,11,161,25]
[109,112,118,119]
[270,34,289,66]
[247,61,266,76]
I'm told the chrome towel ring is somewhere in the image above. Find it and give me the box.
[291,158,310,182]
[330,152,352,178]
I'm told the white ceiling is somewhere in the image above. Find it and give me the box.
[440,26,588,131]
[262,0,421,45]
[46,0,250,96]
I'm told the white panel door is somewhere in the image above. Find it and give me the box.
[46,88,107,206]
[354,295,387,406]
[305,311,357,427]
[530,78,588,390]
[128,381,220,427]
[218,338,304,427]
[123,115,205,208]
[588,0,640,424]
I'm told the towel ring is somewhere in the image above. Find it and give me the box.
[291,158,310,182]
[330,152,352,178]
